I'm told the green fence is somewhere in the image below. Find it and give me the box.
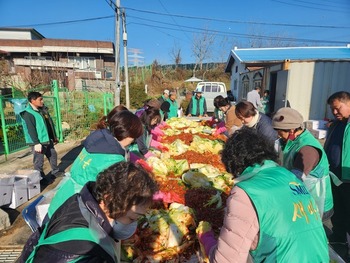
[0,80,114,160]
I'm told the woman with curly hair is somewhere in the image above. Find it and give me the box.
[197,127,329,262]
[48,110,144,217]
[20,162,158,263]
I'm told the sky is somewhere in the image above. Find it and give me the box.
[0,0,349,65]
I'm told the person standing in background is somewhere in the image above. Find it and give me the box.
[247,87,263,110]
[20,92,60,185]
[261,90,271,116]
[158,89,169,104]
[187,91,208,117]
[167,91,179,119]
[324,91,350,257]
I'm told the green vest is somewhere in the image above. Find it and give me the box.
[190,96,205,116]
[27,197,119,263]
[325,120,350,181]
[214,108,224,122]
[21,105,50,144]
[237,161,329,263]
[48,148,125,216]
[282,130,333,214]
[166,98,178,119]
[129,124,151,157]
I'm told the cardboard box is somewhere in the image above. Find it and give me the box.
[15,170,41,200]
[304,120,328,130]
[310,129,328,139]
[0,174,15,206]
[8,177,28,209]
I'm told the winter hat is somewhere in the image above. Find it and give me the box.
[272,107,304,130]
[163,89,170,95]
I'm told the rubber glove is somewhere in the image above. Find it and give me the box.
[150,139,162,149]
[196,221,217,258]
[144,151,155,159]
[152,126,165,136]
[34,144,42,153]
[214,126,227,136]
[152,191,184,204]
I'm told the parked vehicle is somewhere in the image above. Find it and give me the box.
[195,82,227,112]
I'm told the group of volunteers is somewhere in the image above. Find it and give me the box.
[18,88,350,262]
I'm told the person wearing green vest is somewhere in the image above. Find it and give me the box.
[196,128,329,263]
[272,107,333,221]
[48,110,143,218]
[19,162,158,263]
[187,91,208,117]
[166,91,179,119]
[20,91,60,185]
[129,107,161,160]
[324,91,350,256]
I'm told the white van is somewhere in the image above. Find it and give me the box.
[195,82,227,112]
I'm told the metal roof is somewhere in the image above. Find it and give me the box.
[232,46,350,62]
[225,45,350,72]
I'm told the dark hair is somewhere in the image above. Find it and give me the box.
[160,101,170,112]
[221,127,277,177]
[327,91,350,104]
[27,91,42,102]
[94,161,158,219]
[108,111,143,140]
[140,107,161,132]
[264,90,270,95]
[235,101,257,118]
[96,105,129,129]
[214,95,230,107]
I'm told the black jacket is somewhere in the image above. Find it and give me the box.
[20,183,117,263]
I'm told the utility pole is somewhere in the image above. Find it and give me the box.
[122,9,130,108]
[114,0,121,106]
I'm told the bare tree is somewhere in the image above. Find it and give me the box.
[169,42,182,68]
[191,29,216,73]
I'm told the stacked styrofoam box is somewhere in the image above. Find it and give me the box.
[0,174,15,207]
[8,177,28,209]
[15,170,42,199]
[304,120,328,139]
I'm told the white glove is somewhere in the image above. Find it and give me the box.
[34,144,42,153]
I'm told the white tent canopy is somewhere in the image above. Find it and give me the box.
[184,76,203,82]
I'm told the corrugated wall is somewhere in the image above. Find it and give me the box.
[286,61,350,120]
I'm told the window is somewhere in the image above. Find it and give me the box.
[242,75,250,98]
[212,83,218,92]
[253,72,262,89]
[205,84,211,92]
[68,56,96,70]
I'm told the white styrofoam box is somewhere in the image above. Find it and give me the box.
[15,170,42,200]
[8,178,28,209]
[27,183,41,199]
[15,170,41,184]
[304,120,328,130]
[310,129,328,139]
[0,174,15,207]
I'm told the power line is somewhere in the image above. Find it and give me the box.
[128,21,348,45]
[124,6,350,29]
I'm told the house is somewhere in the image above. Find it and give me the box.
[225,45,350,120]
[0,27,115,92]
